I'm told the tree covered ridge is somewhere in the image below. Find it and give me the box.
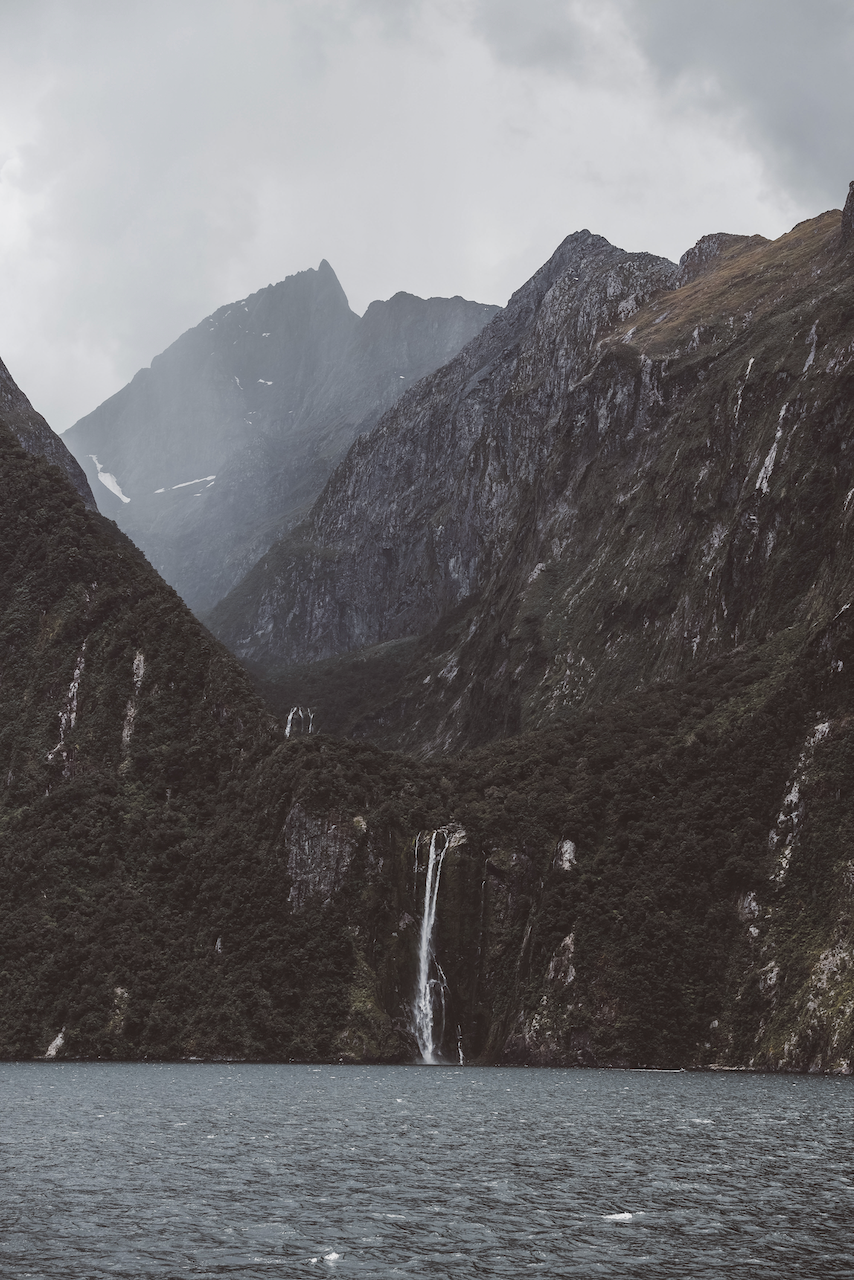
[0,421,352,1060]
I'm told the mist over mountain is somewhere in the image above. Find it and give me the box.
[62,264,497,614]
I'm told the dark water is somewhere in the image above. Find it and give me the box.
[1,1063,853,1278]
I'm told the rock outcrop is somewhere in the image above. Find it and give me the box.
[211,231,677,667]
[841,179,854,244]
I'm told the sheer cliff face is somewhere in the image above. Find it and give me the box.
[211,208,854,751]
[61,263,497,614]
[0,356,96,509]
[212,232,678,656]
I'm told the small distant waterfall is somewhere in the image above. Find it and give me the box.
[413,829,451,1064]
[285,706,315,739]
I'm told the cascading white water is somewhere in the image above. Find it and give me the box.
[285,705,315,739]
[413,829,450,1063]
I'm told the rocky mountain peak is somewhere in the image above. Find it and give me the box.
[62,268,498,614]
[209,196,854,758]
[501,230,615,326]
[207,229,680,678]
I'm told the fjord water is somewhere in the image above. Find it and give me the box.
[2,1064,852,1278]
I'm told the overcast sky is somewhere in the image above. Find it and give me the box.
[1,0,851,431]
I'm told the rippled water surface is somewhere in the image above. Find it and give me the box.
[2,1062,853,1277]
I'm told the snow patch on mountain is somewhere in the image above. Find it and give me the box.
[89,455,130,503]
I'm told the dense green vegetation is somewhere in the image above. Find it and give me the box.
[0,424,401,1061]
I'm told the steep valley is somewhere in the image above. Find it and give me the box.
[3,189,854,1073]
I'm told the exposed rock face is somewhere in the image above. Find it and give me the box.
[841,180,854,244]
[211,204,854,753]
[674,231,768,285]
[283,804,362,909]
[211,231,677,664]
[0,356,95,509]
[62,263,497,613]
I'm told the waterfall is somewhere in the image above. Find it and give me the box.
[413,828,451,1063]
[285,706,315,739]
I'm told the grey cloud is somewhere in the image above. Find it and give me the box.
[469,0,595,74]
[468,0,854,207]
[620,0,854,205]
[469,0,854,208]
[0,0,826,433]
[0,0,387,423]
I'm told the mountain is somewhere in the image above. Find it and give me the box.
[62,264,498,614]
[5,190,854,1075]
[0,386,426,1063]
[210,194,854,758]
[1,355,95,509]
